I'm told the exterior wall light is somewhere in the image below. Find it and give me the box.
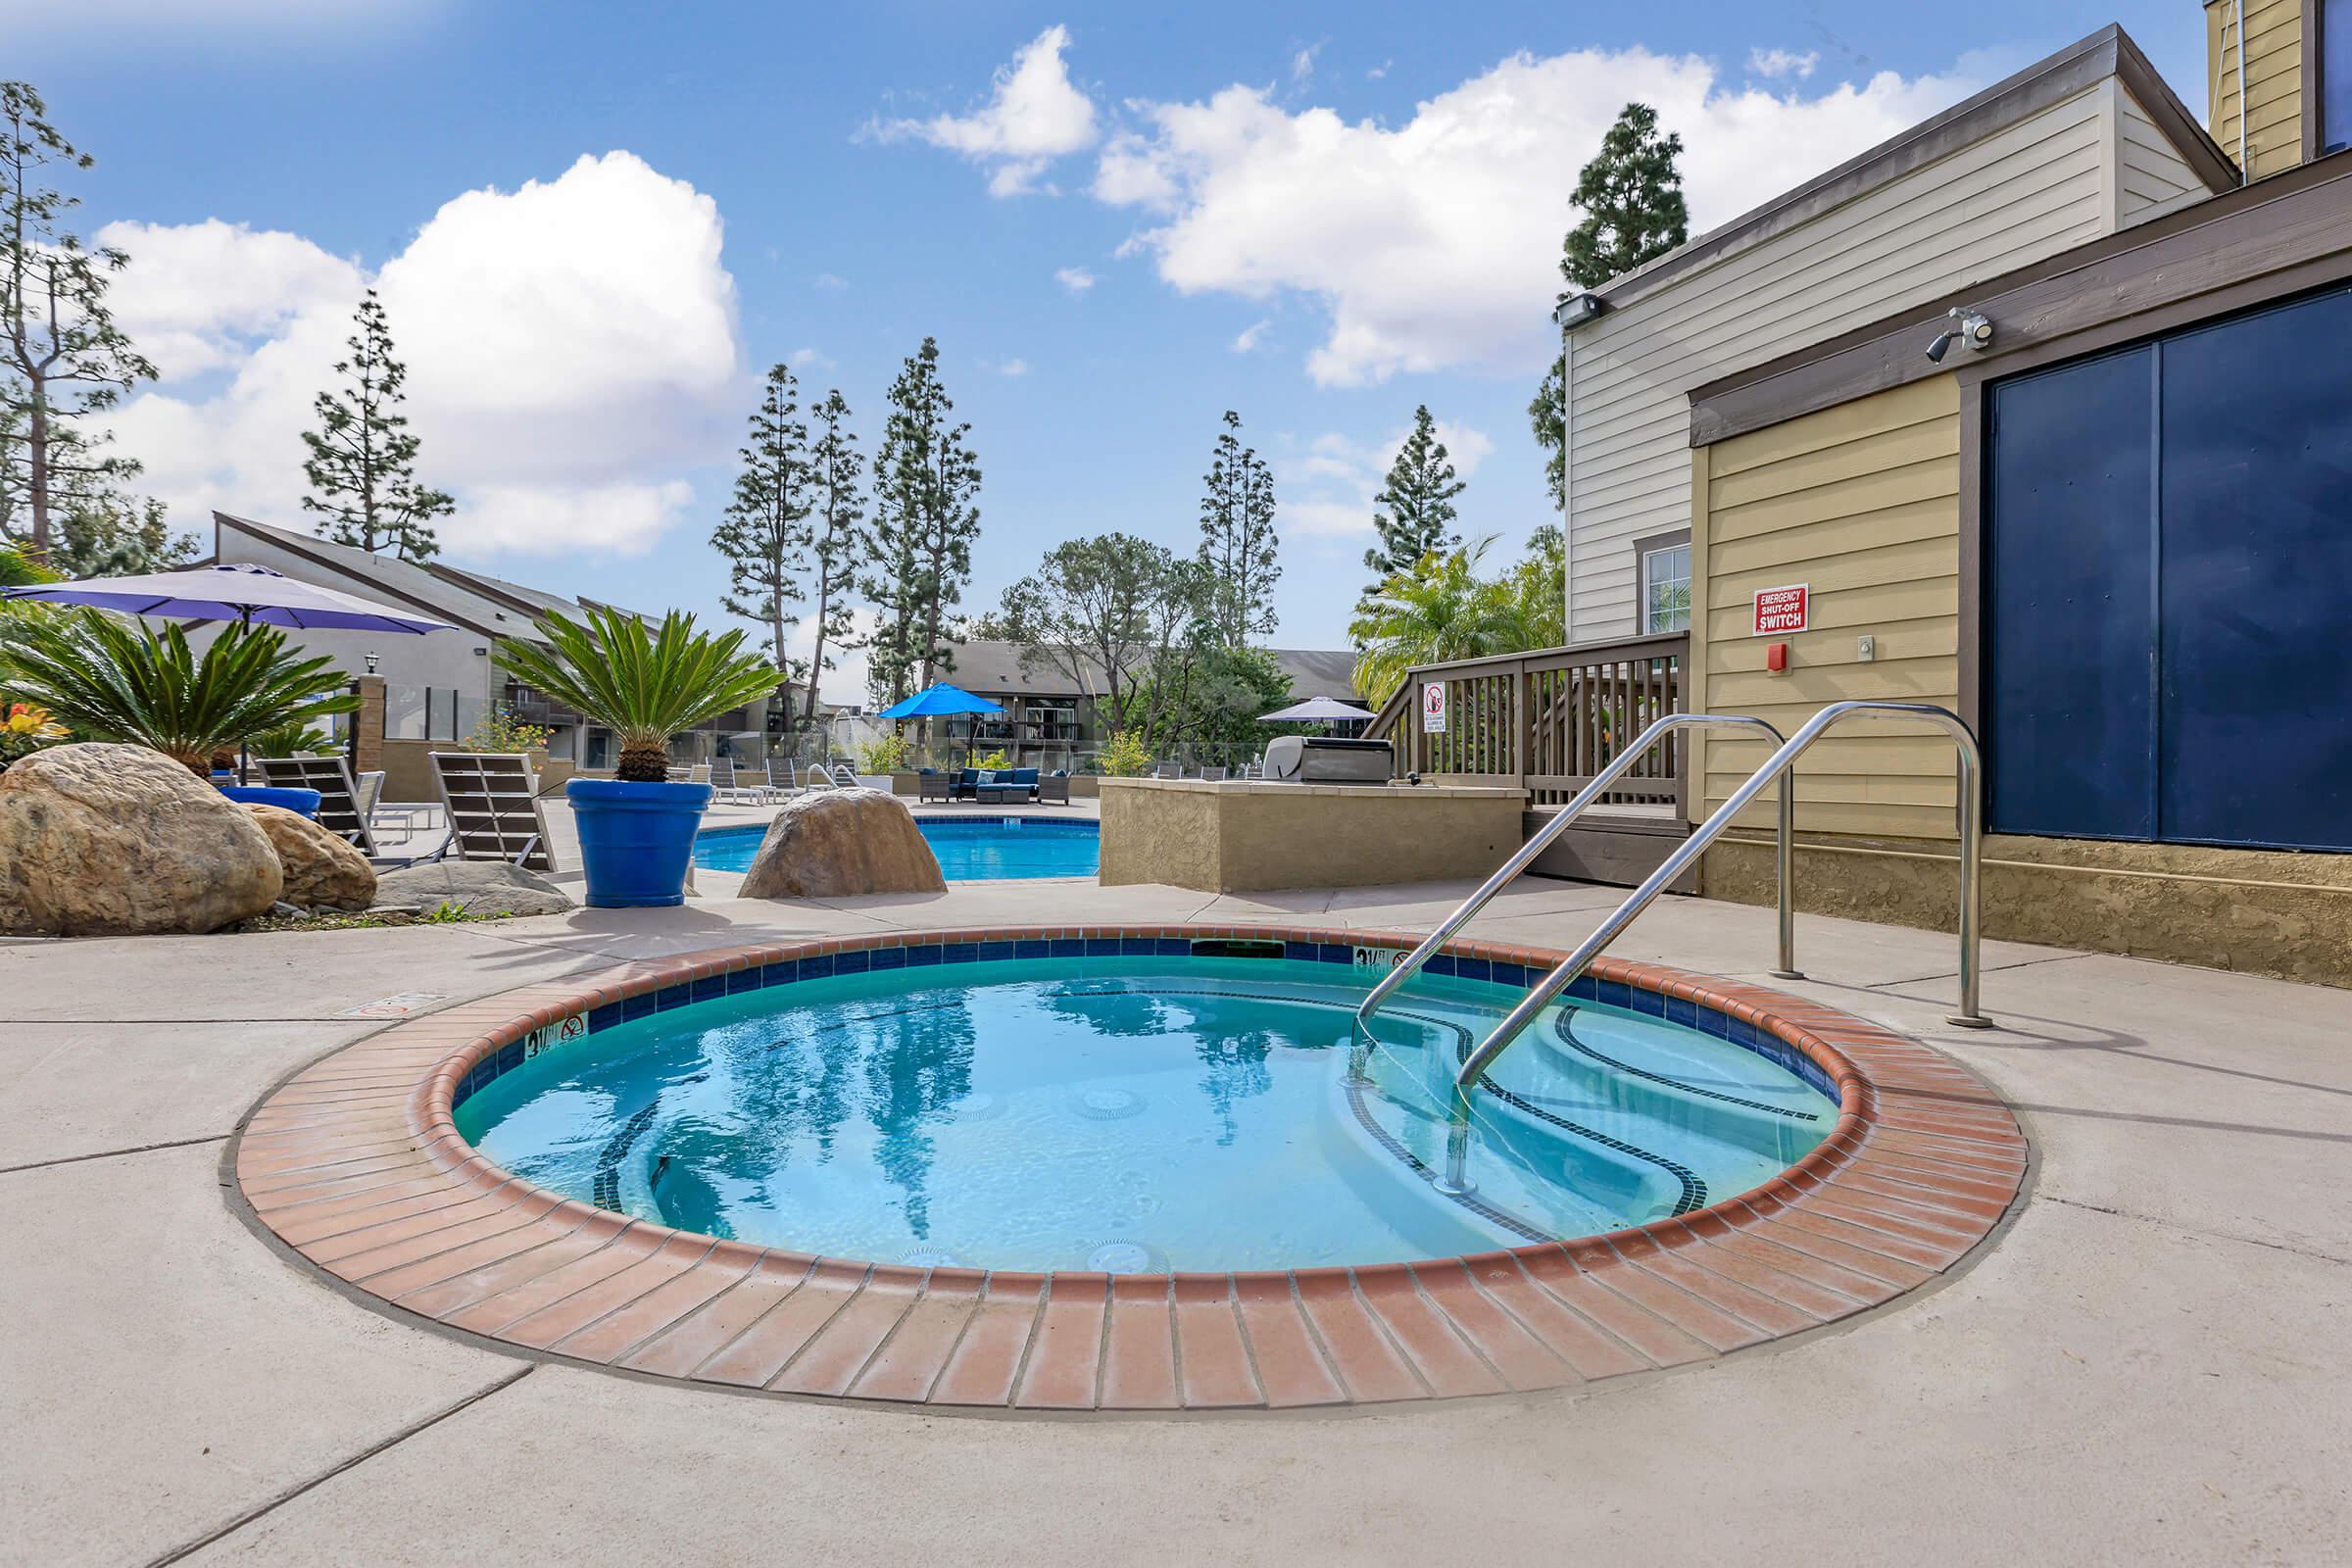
[1552,292,1606,329]
[1925,307,1994,363]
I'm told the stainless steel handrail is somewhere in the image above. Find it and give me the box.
[1355,713,1796,1039]
[1453,700,1990,1093]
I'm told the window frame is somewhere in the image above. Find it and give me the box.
[1634,528,1692,635]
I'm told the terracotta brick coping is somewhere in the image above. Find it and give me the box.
[232,924,2027,1413]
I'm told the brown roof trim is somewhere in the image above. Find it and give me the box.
[1596,25,2230,309]
[1687,149,2352,446]
[421,561,549,622]
[211,512,504,640]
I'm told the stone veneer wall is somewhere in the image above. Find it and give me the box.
[1701,830,2352,988]
[1100,778,1527,893]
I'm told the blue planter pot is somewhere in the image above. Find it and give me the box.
[567,778,713,907]
[221,784,322,818]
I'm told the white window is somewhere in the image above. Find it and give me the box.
[1642,543,1690,633]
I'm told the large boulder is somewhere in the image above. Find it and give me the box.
[0,743,282,936]
[739,787,947,899]
[245,804,376,911]
[372,859,574,917]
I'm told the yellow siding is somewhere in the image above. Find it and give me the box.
[1689,376,1963,839]
[2208,0,2305,180]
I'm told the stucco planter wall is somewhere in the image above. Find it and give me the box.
[1099,777,1527,893]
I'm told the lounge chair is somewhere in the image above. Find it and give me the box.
[709,757,764,806]
[1152,760,1182,779]
[765,758,800,797]
[1038,769,1072,806]
[429,752,554,869]
[917,768,953,804]
[1200,765,1230,782]
[256,754,450,866]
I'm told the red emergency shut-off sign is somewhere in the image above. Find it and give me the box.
[1752,583,1809,635]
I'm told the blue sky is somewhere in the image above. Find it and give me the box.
[15,1,2208,696]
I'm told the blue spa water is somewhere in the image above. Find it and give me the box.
[694,816,1099,881]
[455,956,1837,1272]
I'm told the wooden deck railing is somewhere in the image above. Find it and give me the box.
[1366,633,1689,809]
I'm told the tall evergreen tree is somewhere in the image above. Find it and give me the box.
[710,364,813,705]
[800,388,863,726]
[1362,404,1465,597]
[1530,102,1689,510]
[1197,410,1279,646]
[863,337,980,702]
[1,81,157,561]
[300,289,452,562]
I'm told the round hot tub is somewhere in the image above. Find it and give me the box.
[453,943,1835,1272]
[234,925,2024,1412]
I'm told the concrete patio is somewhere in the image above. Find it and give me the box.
[4,867,2346,1565]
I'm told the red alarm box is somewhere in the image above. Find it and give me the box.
[1766,642,1788,672]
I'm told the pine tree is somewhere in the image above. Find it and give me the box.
[863,337,980,702]
[1,82,157,561]
[801,388,864,726]
[1197,410,1279,646]
[301,289,452,562]
[710,364,812,707]
[1531,102,1689,510]
[1363,404,1465,596]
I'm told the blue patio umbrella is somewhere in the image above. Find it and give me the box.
[877,683,1005,770]
[877,682,1005,719]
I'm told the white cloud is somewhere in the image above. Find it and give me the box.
[96,219,363,377]
[812,271,849,290]
[998,358,1030,377]
[10,0,439,38]
[791,346,835,369]
[1291,44,1321,83]
[1054,266,1097,293]
[1276,418,1494,538]
[1231,318,1271,354]
[1366,61,1391,81]
[108,151,742,559]
[872,24,1098,197]
[1749,48,1819,80]
[1092,47,1982,385]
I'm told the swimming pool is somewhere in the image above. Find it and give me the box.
[694,815,1099,881]
[454,942,1837,1273]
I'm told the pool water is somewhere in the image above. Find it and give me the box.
[694,816,1099,881]
[454,955,1836,1273]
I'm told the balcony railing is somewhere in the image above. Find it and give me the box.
[1366,632,1689,809]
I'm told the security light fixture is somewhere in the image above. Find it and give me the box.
[1552,292,1606,329]
[364,650,379,674]
[1925,307,1993,363]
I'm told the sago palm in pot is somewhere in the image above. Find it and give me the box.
[495,606,783,906]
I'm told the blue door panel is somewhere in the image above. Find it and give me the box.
[2157,290,2352,852]
[1985,286,2352,854]
[1985,347,2156,839]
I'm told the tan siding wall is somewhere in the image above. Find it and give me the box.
[1566,89,2115,641]
[2207,0,2305,179]
[2117,87,2211,223]
[1688,376,1962,838]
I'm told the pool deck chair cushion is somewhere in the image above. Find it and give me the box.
[429,752,554,870]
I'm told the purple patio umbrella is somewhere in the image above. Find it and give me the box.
[0,562,455,633]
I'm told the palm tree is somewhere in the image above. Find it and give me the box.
[494,605,782,783]
[0,610,359,773]
[1348,538,1526,705]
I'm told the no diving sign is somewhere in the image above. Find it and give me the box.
[1421,681,1447,733]
[1752,583,1809,636]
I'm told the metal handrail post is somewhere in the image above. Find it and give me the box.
[1354,713,1790,1037]
[1453,701,1991,1091]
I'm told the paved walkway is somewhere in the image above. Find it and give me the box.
[5,873,2346,1564]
